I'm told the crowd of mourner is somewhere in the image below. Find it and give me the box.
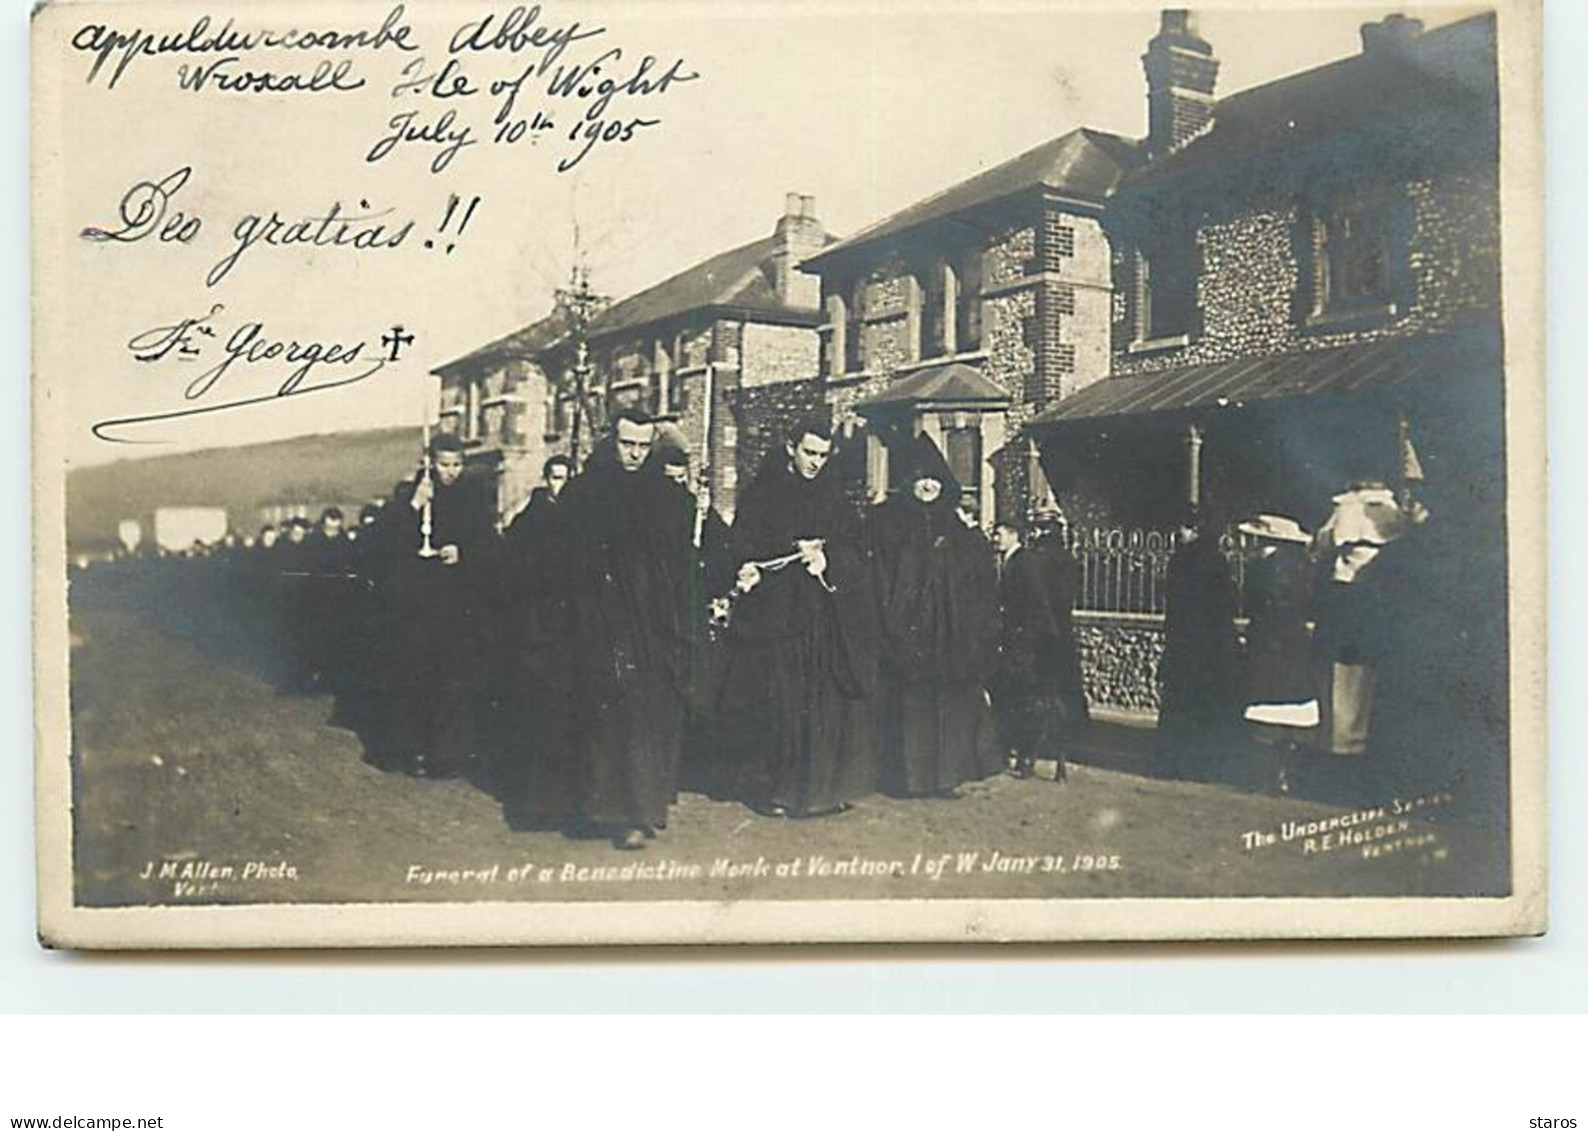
[81,412,1443,849]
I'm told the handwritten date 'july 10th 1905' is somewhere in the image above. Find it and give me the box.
[69,5,700,175]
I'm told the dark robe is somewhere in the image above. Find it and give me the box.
[373,470,497,776]
[1157,534,1243,774]
[556,444,694,831]
[679,495,734,797]
[295,530,358,693]
[331,520,389,732]
[493,484,583,828]
[713,454,880,816]
[871,492,1003,795]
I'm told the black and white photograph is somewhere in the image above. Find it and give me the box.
[31,0,1545,947]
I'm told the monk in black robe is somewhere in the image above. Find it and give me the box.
[493,455,583,830]
[296,507,358,695]
[557,412,694,849]
[714,418,880,817]
[373,433,497,778]
[871,435,1002,797]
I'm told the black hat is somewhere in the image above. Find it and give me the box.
[901,433,959,494]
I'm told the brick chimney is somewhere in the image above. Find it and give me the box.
[771,193,825,309]
[1142,9,1219,160]
[1360,13,1424,56]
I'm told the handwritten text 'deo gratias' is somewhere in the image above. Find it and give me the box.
[80,168,431,288]
[70,6,418,91]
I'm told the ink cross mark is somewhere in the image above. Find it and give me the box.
[382,325,416,361]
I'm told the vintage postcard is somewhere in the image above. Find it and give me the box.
[32,0,1545,947]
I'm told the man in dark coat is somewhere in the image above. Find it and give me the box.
[991,517,1078,779]
[871,434,1002,797]
[295,506,359,695]
[373,432,497,778]
[556,410,695,849]
[713,418,880,817]
[1157,507,1243,778]
[1025,504,1090,731]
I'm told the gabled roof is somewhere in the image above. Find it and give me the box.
[432,304,581,379]
[802,128,1142,270]
[1122,13,1497,194]
[590,232,832,341]
[855,363,1011,413]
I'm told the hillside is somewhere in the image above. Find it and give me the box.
[67,428,424,549]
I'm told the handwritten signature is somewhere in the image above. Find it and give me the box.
[92,305,386,443]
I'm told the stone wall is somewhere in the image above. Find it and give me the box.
[741,322,820,389]
[1075,612,1165,716]
[1113,170,1502,378]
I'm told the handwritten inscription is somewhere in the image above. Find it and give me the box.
[82,168,422,286]
[70,4,702,451]
[71,4,698,174]
[71,8,419,90]
[93,304,386,443]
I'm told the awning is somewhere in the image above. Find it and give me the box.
[854,362,1011,415]
[1029,327,1500,427]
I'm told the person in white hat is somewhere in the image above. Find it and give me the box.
[1237,513,1320,789]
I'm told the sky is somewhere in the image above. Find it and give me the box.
[36,0,1489,468]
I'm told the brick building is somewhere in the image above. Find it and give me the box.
[573,194,833,522]
[1033,10,1501,530]
[430,300,593,523]
[799,128,1142,523]
[1028,11,1503,715]
[433,196,833,524]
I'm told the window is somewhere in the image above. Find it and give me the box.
[844,283,864,373]
[944,424,981,491]
[821,294,845,377]
[1134,236,1197,342]
[466,379,483,440]
[918,264,947,360]
[1310,186,1396,318]
[954,253,983,353]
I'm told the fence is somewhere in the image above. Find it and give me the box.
[1067,526,1246,616]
